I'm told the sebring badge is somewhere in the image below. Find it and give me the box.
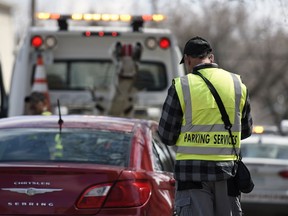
[1,188,62,196]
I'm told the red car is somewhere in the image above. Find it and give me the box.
[0,115,176,215]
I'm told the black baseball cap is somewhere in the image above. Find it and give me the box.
[179,36,212,64]
[25,92,46,103]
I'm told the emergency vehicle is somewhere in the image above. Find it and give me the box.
[6,13,185,119]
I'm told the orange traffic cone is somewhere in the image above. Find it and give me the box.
[31,54,51,111]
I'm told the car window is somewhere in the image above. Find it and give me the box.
[0,128,132,166]
[241,135,288,159]
[242,144,288,159]
[152,135,175,172]
[46,60,167,91]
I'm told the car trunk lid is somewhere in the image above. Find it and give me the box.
[0,163,124,215]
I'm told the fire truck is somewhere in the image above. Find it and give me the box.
[5,13,185,119]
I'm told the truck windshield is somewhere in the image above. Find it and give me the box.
[45,60,167,91]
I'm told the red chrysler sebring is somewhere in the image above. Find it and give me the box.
[0,115,176,215]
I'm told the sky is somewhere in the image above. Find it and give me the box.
[1,0,287,51]
[2,0,288,30]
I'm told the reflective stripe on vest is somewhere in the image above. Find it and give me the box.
[177,145,239,155]
[174,68,246,161]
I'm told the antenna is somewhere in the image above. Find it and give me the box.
[57,99,64,134]
[52,99,64,160]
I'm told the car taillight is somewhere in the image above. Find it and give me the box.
[159,37,170,49]
[104,180,151,207]
[77,183,112,209]
[279,170,288,179]
[76,180,151,209]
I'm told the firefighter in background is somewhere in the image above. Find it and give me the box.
[25,91,52,115]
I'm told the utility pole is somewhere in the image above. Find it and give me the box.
[31,0,35,26]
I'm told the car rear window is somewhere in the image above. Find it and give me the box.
[0,128,132,166]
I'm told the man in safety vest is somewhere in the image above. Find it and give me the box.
[158,36,253,216]
[25,91,52,115]
[25,91,63,159]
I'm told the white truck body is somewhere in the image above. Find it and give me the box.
[0,3,15,94]
[8,17,185,119]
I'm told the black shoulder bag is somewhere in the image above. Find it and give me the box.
[194,71,254,194]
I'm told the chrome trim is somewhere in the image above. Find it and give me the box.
[2,188,62,196]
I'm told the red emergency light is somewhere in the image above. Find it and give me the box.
[31,35,57,49]
[279,170,288,179]
[31,36,43,48]
[85,31,91,37]
[82,31,120,37]
[111,32,118,37]
[159,37,170,49]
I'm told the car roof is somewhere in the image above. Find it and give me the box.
[0,115,157,132]
[242,134,288,146]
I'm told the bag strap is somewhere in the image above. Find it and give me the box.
[193,70,240,160]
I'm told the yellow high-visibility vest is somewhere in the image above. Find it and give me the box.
[42,111,52,116]
[174,67,247,161]
[51,133,63,159]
